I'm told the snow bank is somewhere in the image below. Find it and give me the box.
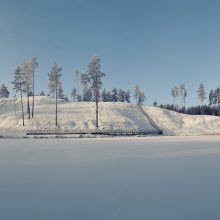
[1,96,220,137]
[0,96,155,137]
[143,106,220,135]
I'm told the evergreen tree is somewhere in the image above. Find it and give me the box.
[133,85,140,104]
[209,89,214,106]
[48,63,62,126]
[214,87,220,105]
[101,89,108,102]
[137,91,146,105]
[80,73,92,101]
[11,66,25,126]
[179,84,187,107]
[133,85,146,105]
[87,56,105,128]
[118,89,125,102]
[106,91,112,101]
[171,86,179,106]
[125,90,131,103]
[71,88,77,102]
[111,88,118,102]
[57,82,64,99]
[153,101,158,106]
[77,93,82,102]
[22,60,32,119]
[0,83,10,98]
[197,83,206,106]
[30,57,39,118]
[39,91,45,96]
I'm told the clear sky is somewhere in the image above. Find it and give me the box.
[0,0,220,106]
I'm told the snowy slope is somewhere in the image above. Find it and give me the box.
[143,106,220,135]
[0,96,155,136]
[1,96,220,137]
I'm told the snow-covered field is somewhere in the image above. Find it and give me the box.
[1,137,220,219]
[1,96,220,137]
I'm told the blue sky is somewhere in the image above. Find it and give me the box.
[0,0,220,106]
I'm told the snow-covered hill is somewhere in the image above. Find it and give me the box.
[0,96,156,137]
[143,106,220,135]
[1,96,220,137]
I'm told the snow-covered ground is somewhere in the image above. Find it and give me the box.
[0,96,156,137]
[1,137,220,219]
[1,96,220,137]
[144,106,220,135]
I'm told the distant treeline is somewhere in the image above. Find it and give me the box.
[157,104,220,116]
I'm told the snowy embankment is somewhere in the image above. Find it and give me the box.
[0,96,156,137]
[1,96,220,137]
[143,106,220,136]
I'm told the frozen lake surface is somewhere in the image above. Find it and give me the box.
[1,136,220,220]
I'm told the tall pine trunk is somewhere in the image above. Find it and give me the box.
[32,69,34,118]
[27,93,30,119]
[55,79,58,126]
[20,90,25,126]
[96,100,98,128]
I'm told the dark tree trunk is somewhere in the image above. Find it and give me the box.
[55,79,58,126]
[20,90,25,126]
[96,100,98,128]
[32,69,34,118]
[27,93,30,119]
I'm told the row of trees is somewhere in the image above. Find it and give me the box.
[11,56,106,127]
[171,84,187,107]
[209,87,220,106]
[158,104,220,116]
[101,88,130,102]
[11,57,38,125]
[159,83,219,116]
[171,83,206,107]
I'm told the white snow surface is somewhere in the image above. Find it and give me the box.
[1,96,220,137]
[143,106,220,135]
[0,96,155,137]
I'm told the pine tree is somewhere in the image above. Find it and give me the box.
[106,91,112,101]
[125,90,131,103]
[22,60,32,119]
[133,85,146,105]
[197,83,206,106]
[30,57,38,118]
[80,73,92,101]
[133,85,140,104]
[0,83,10,98]
[40,91,45,96]
[11,66,25,126]
[71,88,77,102]
[153,101,158,106]
[57,82,64,99]
[73,69,80,93]
[118,89,125,102]
[48,63,62,126]
[111,88,118,102]
[215,87,220,105]
[101,89,107,102]
[209,90,214,106]
[179,84,187,107]
[87,56,105,128]
[171,86,179,106]
[138,91,146,105]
